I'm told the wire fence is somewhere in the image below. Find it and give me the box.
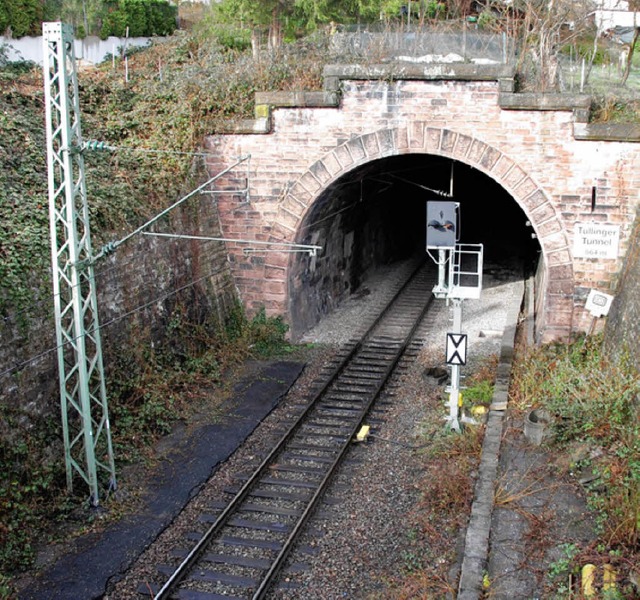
[329,22,640,96]
[330,24,514,64]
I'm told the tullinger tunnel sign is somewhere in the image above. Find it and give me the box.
[573,223,620,260]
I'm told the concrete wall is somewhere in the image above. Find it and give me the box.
[1,34,151,66]
[206,63,640,343]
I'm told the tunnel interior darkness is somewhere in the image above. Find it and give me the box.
[288,153,541,339]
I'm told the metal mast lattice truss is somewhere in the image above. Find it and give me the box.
[43,22,116,505]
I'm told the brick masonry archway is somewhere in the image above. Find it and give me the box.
[209,68,640,344]
[278,124,572,341]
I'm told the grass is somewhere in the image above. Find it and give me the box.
[510,334,640,597]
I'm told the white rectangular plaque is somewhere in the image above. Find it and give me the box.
[573,223,620,259]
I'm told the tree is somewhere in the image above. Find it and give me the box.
[1,0,44,37]
[0,2,9,35]
[501,0,599,91]
[99,0,177,38]
[621,25,640,85]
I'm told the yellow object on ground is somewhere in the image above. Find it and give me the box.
[603,564,617,590]
[471,405,488,417]
[356,425,370,442]
[581,564,596,597]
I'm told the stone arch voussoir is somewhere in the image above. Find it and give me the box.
[278,124,575,340]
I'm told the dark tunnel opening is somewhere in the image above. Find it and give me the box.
[289,154,541,339]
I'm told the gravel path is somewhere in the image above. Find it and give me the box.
[105,258,524,599]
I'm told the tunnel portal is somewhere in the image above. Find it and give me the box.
[288,154,540,339]
[210,66,640,343]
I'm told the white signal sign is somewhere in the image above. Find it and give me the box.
[585,289,614,317]
[446,333,467,366]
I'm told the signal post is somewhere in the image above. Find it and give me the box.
[426,201,483,432]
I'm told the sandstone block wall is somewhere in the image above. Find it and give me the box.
[605,211,640,367]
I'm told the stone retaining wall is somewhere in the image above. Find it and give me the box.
[605,211,640,368]
[0,188,236,431]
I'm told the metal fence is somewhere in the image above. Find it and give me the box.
[328,24,640,95]
[330,26,514,65]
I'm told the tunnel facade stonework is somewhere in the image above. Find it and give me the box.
[205,65,640,343]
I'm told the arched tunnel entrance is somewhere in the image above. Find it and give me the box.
[288,153,541,340]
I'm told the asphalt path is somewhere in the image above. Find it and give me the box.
[19,360,305,600]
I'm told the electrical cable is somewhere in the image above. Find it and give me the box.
[91,155,250,262]
[83,139,211,158]
[386,173,453,197]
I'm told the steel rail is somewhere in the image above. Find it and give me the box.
[252,286,435,600]
[153,260,431,600]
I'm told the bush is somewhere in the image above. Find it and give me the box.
[100,0,177,39]
[511,335,640,550]
[0,0,43,38]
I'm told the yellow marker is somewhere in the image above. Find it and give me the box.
[356,425,370,442]
[458,393,463,407]
[603,564,617,590]
[581,564,596,597]
[471,405,488,417]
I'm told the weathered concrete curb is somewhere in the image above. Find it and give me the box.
[457,278,525,600]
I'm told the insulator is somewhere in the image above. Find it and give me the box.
[84,139,110,151]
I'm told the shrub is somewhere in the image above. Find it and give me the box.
[511,335,640,551]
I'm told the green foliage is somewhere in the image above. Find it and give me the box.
[106,301,290,460]
[0,0,176,39]
[592,94,640,124]
[247,307,291,356]
[560,38,609,66]
[425,1,445,20]
[224,303,291,357]
[0,0,44,37]
[210,25,252,52]
[211,0,430,39]
[477,9,498,30]
[512,335,638,445]
[100,0,177,38]
[463,379,494,405]
[0,413,68,576]
[546,542,579,583]
[0,78,51,319]
[512,335,640,553]
[0,5,9,35]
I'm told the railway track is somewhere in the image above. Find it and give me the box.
[142,262,437,600]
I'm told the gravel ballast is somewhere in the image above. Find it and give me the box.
[101,258,524,599]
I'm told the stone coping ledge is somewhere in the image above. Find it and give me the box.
[322,62,516,85]
[498,92,591,111]
[573,122,640,142]
[214,63,639,142]
[499,92,592,122]
[254,90,339,109]
[216,117,271,135]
